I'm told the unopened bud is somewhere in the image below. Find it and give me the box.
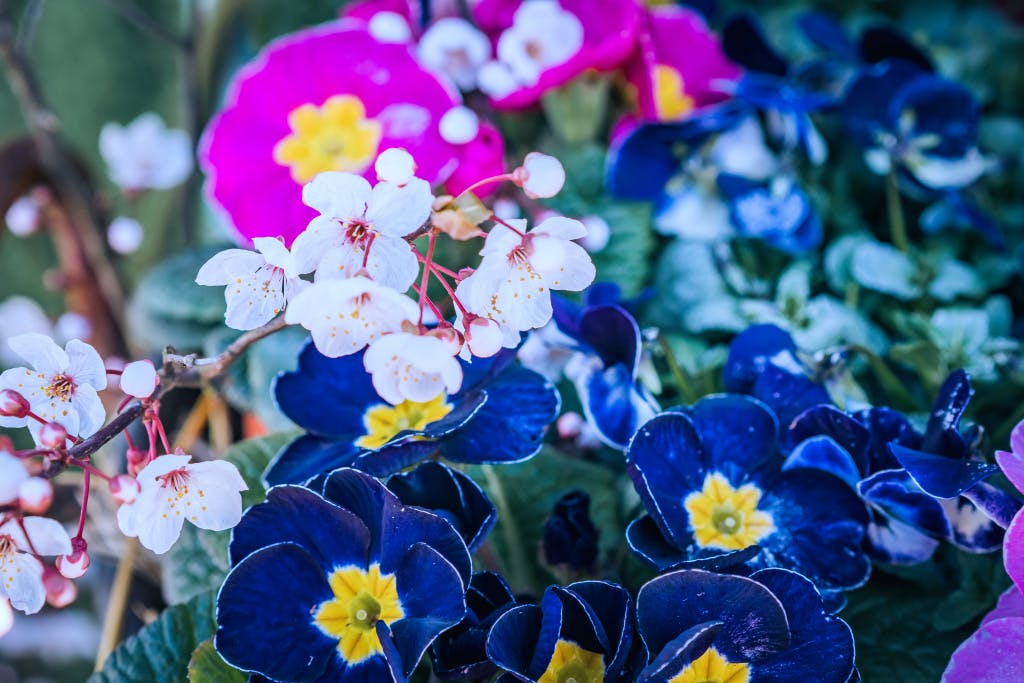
[0,389,31,418]
[56,548,91,579]
[465,316,503,358]
[19,477,53,514]
[109,474,141,504]
[428,325,464,356]
[42,567,77,608]
[38,422,69,449]
[120,360,158,398]
[514,152,565,199]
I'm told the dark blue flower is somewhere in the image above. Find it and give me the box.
[486,580,644,682]
[542,490,600,575]
[265,341,559,484]
[626,395,871,592]
[215,468,470,682]
[430,571,520,681]
[717,174,823,253]
[387,461,497,552]
[636,568,856,683]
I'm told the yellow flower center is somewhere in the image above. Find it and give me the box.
[538,639,605,683]
[669,647,750,683]
[273,95,382,184]
[313,564,405,665]
[355,395,453,450]
[654,64,696,121]
[684,473,776,550]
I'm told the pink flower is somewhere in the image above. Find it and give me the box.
[473,0,641,109]
[625,6,742,122]
[201,21,463,245]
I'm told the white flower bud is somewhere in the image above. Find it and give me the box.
[374,148,417,186]
[120,360,158,398]
[439,106,480,145]
[516,153,566,198]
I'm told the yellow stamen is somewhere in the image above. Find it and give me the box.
[684,473,776,550]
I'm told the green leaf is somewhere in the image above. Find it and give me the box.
[468,448,626,594]
[161,432,295,604]
[541,75,612,145]
[131,246,227,324]
[189,639,246,683]
[851,242,922,300]
[90,591,217,683]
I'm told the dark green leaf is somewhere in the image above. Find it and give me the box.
[188,639,246,683]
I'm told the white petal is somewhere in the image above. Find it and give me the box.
[135,453,193,485]
[439,107,480,145]
[8,334,68,374]
[532,216,587,241]
[363,234,420,292]
[292,215,345,275]
[365,178,434,237]
[480,222,526,258]
[533,238,594,291]
[302,172,371,218]
[130,505,186,555]
[195,249,264,286]
[0,452,29,505]
[70,384,106,437]
[223,265,287,330]
[107,216,144,254]
[120,360,158,398]
[65,339,107,389]
[12,516,72,556]
[1,552,44,614]
[252,237,299,278]
[368,11,412,43]
[521,153,565,198]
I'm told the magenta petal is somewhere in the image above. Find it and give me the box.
[998,426,1024,494]
[1005,510,1024,590]
[942,617,1024,683]
[1012,420,1024,458]
[983,587,1024,627]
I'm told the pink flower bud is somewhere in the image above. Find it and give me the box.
[56,548,91,579]
[465,316,503,358]
[38,422,69,449]
[19,477,53,514]
[109,474,141,504]
[428,325,464,356]
[42,567,77,608]
[0,389,30,418]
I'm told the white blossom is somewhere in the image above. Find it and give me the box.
[0,516,72,614]
[291,172,432,291]
[0,450,29,505]
[99,113,193,191]
[116,454,247,555]
[418,17,491,90]
[478,61,520,99]
[195,237,310,330]
[0,334,107,445]
[0,297,52,366]
[363,332,463,405]
[285,276,419,358]
[456,216,595,347]
[579,215,610,253]
[367,11,412,43]
[495,1,583,87]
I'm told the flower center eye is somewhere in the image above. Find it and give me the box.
[667,646,750,683]
[272,94,382,184]
[653,64,696,122]
[355,396,453,450]
[683,472,776,551]
[348,592,383,631]
[711,508,741,535]
[344,219,372,245]
[539,639,604,683]
[314,564,404,665]
[44,374,76,400]
[0,535,13,556]
[507,243,530,265]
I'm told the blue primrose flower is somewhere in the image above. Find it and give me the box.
[429,571,520,681]
[265,341,559,484]
[486,580,645,682]
[626,394,871,593]
[636,568,856,683]
[542,490,600,574]
[552,301,660,449]
[215,468,471,682]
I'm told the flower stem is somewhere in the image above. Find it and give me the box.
[456,173,514,199]
[886,169,909,252]
[417,231,438,326]
[657,333,698,405]
[75,469,90,539]
[481,464,531,593]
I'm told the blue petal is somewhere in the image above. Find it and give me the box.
[272,342,379,439]
[351,439,441,478]
[263,434,360,487]
[639,622,722,683]
[626,516,760,572]
[579,305,641,372]
[922,369,973,451]
[858,469,951,538]
[889,443,999,498]
[441,366,559,465]
[580,363,659,450]
[856,407,919,472]
[547,585,609,655]
[859,26,933,71]
[723,324,798,393]
[392,543,467,676]
[637,569,790,662]
[627,413,707,548]
[216,543,335,681]
[797,11,856,59]
[686,394,779,483]
[228,486,370,570]
[759,469,871,591]
[460,348,519,394]
[865,515,940,564]
[486,605,545,680]
[322,646,401,683]
[722,13,789,76]
[567,581,638,678]
[890,75,978,157]
[790,406,870,474]
[784,436,862,489]
[841,60,923,148]
[750,568,856,682]
[944,495,1006,553]
[387,462,497,552]
[752,363,831,432]
[962,481,1023,529]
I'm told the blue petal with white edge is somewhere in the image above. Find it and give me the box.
[264,433,361,487]
[626,515,761,572]
[485,605,545,680]
[784,436,862,489]
[889,443,999,499]
[750,568,856,683]
[216,543,336,682]
[866,514,940,565]
[351,439,446,478]
[790,406,871,475]
[723,324,798,393]
[579,363,659,450]
[568,580,639,678]
[858,469,951,538]
[752,362,831,432]
[637,569,790,663]
[962,481,1022,529]
[639,622,722,683]
[686,394,779,484]
[942,495,1005,553]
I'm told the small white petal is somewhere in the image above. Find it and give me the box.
[8,334,68,374]
[478,61,520,99]
[195,249,264,286]
[120,360,158,398]
[578,215,610,253]
[107,217,144,254]
[302,172,371,219]
[3,516,72,556]
[368,11,412,43]
[0,452,29,505]
[65,339,107,389]
[439,106,480,145]
[365,178,434,237]
[0,552,44,614]
[418,17,491,90]
[375,148,417,186]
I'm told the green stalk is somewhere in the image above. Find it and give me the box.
[886,169,910,252]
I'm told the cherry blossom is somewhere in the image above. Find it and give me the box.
[418,17,491,91]
[363,331,463,405]
[0,516,72,614]
[284,276,419,358]
[291,172,433,291]
[99,112,193,191]
[456,216,595,347]
[0,334,107,444]
[116,454,247,555]
[196,237,310,331]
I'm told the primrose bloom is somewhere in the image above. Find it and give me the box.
[0,334,107,445]
[0,516,72,614]
[456,217,596,348]
[285,276,419,358]
[195,236,310,331]
[116,453,247,554]
[363,331,463,405]
[291,171,432,291]
[201,21,500,245]
[99,112,193,191]
[216,468,470,682]
[637,568,856,683]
